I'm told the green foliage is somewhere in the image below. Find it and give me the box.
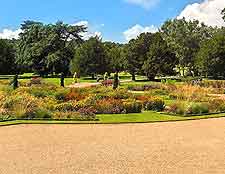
[17,21,86,76]
[142,32,177,80]
[196,29,225,79]
[0,39,17,75]
[208,99,225,112]
[53,111,96,120]
[161,18,214,76]
[104,42,126,73]
[144,97,165,112]
[124,33,154,80]
[71,37,108,77]
[54,102,76,112]
[123,101,142,113]
[1,93,40,119]
[186,103,209,115]
[54,89,69,101]
[35,109,52,119]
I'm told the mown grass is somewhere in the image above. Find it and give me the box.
[1,111,225,126]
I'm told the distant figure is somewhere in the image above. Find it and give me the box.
[60,73,65,87]
[73,72,78,83]
[104,72,108,80]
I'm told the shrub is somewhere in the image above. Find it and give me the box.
[52,111,95,120]
[78,107,97,118]
[123,101,142,113]
[1,93,40,119]
[144,97,165,111]
[170,85,211,102]
[94,99,123,114]
[75,95,98,110]
[54,89,69,101]
[208,99,225,112]
[41,97,58,111]
[65,89,86,101]
[54,102,76,112]
[166,102,209,115]
[29,88,50,98]
[152,89,169,96]
[107,89,131,99]
[35,109,52,119]
[166,102,186,115]
[186,103,209,115]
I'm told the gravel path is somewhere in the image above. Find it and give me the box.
[1,118,225,174]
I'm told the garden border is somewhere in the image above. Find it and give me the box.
[160,111,225,117]
[1,113,225,127]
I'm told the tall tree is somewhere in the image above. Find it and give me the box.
[104,42,126,74]
[142,33,177,80]
[70,37,108,78]
[0,39,16,74]
[161,18,214,76]
[17,21,86,76]
[196,29,225,79]
[124,33,153,80]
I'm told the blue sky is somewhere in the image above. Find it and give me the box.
[0,0,224,42]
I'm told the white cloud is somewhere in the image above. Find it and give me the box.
[123,24,158,41]
[124,0,160,9]
[178,0,225,27]
[73,20,102,40]
[0,28,22,40]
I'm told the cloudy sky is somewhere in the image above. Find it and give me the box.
[0,0,224,42]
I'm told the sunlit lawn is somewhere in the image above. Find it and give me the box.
[1,111,225,126]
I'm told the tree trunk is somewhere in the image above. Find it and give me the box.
[91,74,95,79]
[131,73,136,81]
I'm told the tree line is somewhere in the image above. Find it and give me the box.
[0,9,225,80]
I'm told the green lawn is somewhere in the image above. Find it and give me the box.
[1,111,225,126]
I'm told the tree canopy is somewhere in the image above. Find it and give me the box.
[17,21,87,76]
[0,39,16,74]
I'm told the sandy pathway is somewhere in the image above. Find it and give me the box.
[0,119,225,174]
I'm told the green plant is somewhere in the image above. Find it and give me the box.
[186,103,209,115]
[166,102,186,115]
[35,109,52,119]
[1,94,40,119]
[78,107,96,118]
[208,99,225,112]
[54,102,76,112]
[54,89,69,101]
[53,111,83,120]
[94,98,123,114]
[144,97,165,111]
[152,89,169,96]
[123,101,142,113]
